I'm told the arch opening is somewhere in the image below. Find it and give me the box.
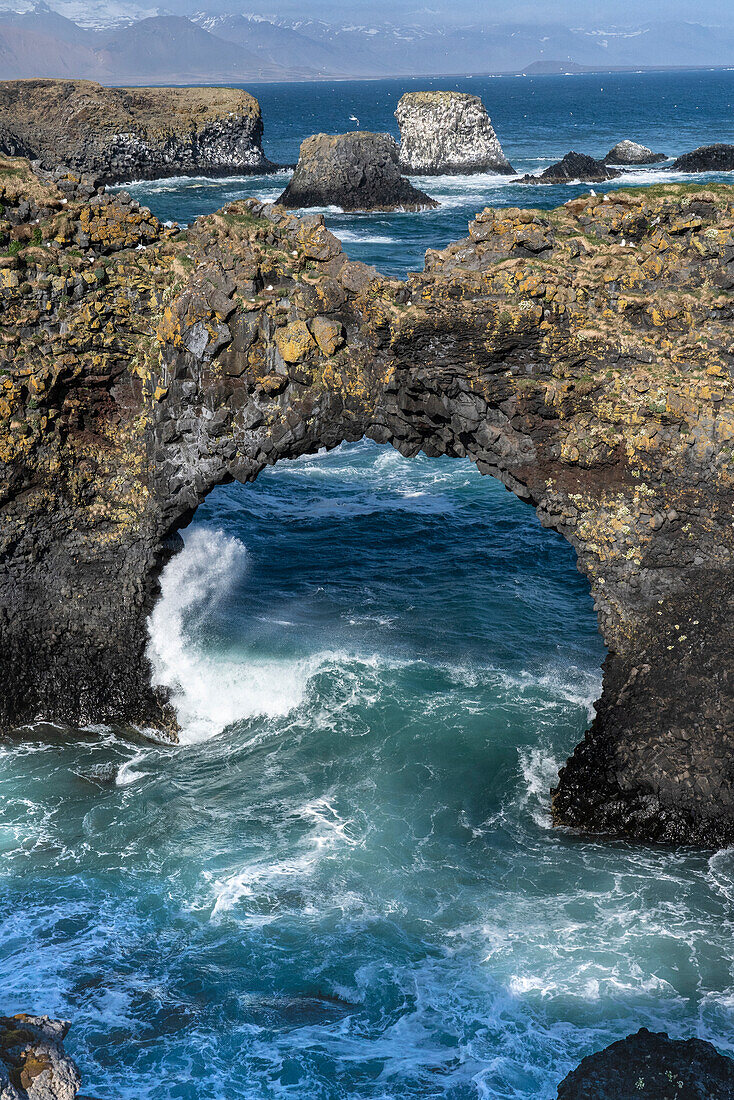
[147,439,605,797]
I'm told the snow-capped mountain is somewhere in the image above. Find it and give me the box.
[0,4,732,83]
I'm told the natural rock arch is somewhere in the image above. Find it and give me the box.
[1,160,733,846]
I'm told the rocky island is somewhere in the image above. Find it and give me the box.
[1,157,734,848]
[0,79,275,184]
[518,151,622,184]
[395,90,514,175]
[605,140,667,165]
[277,131,437,211]
[672,144,734,173]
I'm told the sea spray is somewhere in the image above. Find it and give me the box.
[147,528,312,742]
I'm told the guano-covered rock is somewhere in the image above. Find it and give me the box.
[605,140,667,165]
[395,91,514,176]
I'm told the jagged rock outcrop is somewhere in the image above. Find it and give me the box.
[556,1028,734,1099]
[0,79,275,184]
[277,131,437,212]
[605,140,667,166]
[0,1015,81,1099]
[672,144,734,173]
[2,158,734,845]
[395,91,514,176]
[518,151,621,184]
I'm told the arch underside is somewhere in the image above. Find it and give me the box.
[1,176,733,846]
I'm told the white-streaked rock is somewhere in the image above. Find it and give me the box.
[395,91,513,176]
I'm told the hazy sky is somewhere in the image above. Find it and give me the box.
[202,0,734,25]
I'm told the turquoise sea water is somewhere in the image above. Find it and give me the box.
[3,71,734,1099]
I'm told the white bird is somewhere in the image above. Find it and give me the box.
[349,115,360,126]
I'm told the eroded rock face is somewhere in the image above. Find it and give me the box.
[2,158,734,846]
[519,151,621,184]
[0,80,274,184]
[606,140,667,165]
[278,131,437,212]
[0,1015,81,1099]
[395,91,514,176]
[672,144,734,173]
[556,1028,734,1099]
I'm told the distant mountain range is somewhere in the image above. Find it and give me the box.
[0,3,732,82]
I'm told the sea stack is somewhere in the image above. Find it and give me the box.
[518,152,621,184]
[671,144,734,172]
[277,132,438,212]
[395,91,514,175]
[0,79,275,184]
[605,139,667,165]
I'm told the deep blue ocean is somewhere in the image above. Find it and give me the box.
[3,71,734,1099]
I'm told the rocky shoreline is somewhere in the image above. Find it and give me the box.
[1,157,734,847]
[4,1013,731,1098]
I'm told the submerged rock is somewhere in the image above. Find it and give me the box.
[518,151,621,184]
[556,1028,734,1099]
[671,144,734,172]
[0,78,275,184]
[277,131,438,212]
[0,1014,82,1099]
[605,140,667,165]
[395,91,514,176]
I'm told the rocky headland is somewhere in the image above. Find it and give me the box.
[605,140,667,165]
[518,152,622,184]
[395,91,514,176]
[277,131,437,212]
[672,144,734,173]
[0,1014,82,1099]
[556,1028,734,1099]
[1,159,734,847]
[0,79,275,184]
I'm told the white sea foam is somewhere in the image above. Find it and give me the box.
[336,230,397,244]
[115,752,150,787]
[147,529,314,743]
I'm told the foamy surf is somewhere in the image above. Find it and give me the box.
[147,529,315,743]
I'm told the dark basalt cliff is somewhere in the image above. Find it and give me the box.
[278,132,438,212]
[0,80,275,184]
[556,1028,734,1099]
[2,158,734,847]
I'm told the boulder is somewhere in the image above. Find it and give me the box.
[605,140,667,165]
[672,144,734,172]
[395,91,514,175]
[557,1028,734,1099]
[277,132,438,212]
[0,1014,82,1099]
[518,151,621,185]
